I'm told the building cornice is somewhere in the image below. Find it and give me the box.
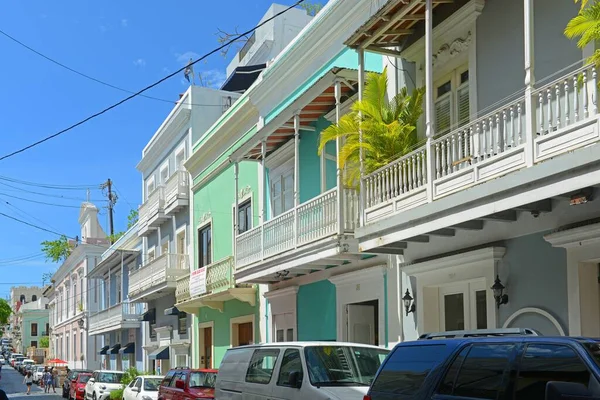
[544,222,600,248]
[401,247,506,276]
[264,286,299,300]
[328,266,386,286]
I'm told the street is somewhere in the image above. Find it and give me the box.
[0,367,58,400]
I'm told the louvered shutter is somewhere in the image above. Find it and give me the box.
[457,85,470,127]
[435,95,452,135]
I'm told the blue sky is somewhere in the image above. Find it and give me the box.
[0,0,307,298]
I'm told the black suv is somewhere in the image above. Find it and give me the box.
[365,328,600,400]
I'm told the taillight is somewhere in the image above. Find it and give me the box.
[363,396,372,400]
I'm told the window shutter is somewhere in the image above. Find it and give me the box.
[457,85,470,127]
[435,96,452,135]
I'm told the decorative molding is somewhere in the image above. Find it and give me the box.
[239,185,252,199]
[264,286,299,300]
[544,222,600,248]
[433,32,472,67]
[329,265,386,286]
[199,212,212,225]
[401,247,506,276]
[503,307,565,336]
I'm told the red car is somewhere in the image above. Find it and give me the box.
[158,368,218,400]
[69,373,92,400]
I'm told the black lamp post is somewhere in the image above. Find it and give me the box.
[78,317,86,329]
[491,275,509,308]
[402,289,416,316]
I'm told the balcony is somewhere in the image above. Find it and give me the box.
[138,186,168,237]
[165,170,189,215]
[128,253,189,302]
[175,256,255,313]
[234,187,360,282]
[88,301,143,336]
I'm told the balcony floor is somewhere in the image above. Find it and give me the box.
[357,142,600,257]
[175,287,256,313]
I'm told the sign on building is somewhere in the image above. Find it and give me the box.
[189,267,207,297]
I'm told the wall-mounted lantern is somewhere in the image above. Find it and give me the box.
[491,275,509,309]
[402,289,416,316]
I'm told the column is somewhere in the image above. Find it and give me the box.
[523,0,536,166]
[294,113,300,247]
[425,0,435,201]
[357,49,365,224]
[260,140,267,224]
[335,80,344,235]
[233,162,239,256]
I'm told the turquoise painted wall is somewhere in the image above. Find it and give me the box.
[197,298,260,368]
[297,281,336,341]
[22,311,48,353]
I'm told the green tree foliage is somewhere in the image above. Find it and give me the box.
[39,336,50,348]
[110,367,150,400]
[565,0,600,66]
[41,235,71,263]
[0,299,11,325]
[299,1,325,16]
[318,67,425,187]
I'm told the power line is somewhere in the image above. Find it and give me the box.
[0,28,230,108]
[0,176,100,190]
[0,192,83,208]
[0,211,65,237]
[0,182,105,202]
[0,195,62,232]
[0,0,305,162]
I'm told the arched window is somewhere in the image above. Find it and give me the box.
[31,295,37,302]
[19,294,25,303]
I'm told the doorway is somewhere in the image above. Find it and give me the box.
[273,313,295,342]
[346,300,378,345]
[199,322,213,369]
[439,280,488,331]
[231,315,254,347]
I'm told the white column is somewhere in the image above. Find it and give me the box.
[335,80,344,236]
[320,143,326,193]
[425,0,435,202]
[523,0,536,167]
[260,140,267,224]
[294,113,300,247]
[358,49,365,224]
[233,162,239,256]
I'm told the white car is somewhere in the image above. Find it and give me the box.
[34,366,45,383]
[0,357,5,365]
[123,375,163,400]
[85,370,124,400]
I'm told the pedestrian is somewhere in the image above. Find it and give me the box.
[44,368,52,393]
[52,367,58,393]
[0,388,8,400]
[23,370,33,395]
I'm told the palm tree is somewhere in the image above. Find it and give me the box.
[318,67,424,187]
[565,0,600,66]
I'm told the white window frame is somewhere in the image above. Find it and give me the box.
[197,218,212,269]
[159,161,170,185]
[265,286,298,343]
[175,143,186,171]
[229,314,255,347]
[434,65,470,135]
[176,225,187,255]
[232,192,253,238]
[438,279,487,331]
[147,246,156,264]
[265,140,295,218]
[146,176,156,200]
[160,236,170,256]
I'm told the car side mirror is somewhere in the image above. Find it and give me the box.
[545,381,600,400]
[288,371,302,389]
[88,378,95,383]
[131,388,139,393]
[175,380,185,390]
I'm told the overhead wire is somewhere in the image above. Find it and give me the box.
[0,181,105,202]
[0,176,101,190]
[0,0,306,162]
[0,192,84,209]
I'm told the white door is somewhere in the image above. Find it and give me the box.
[273,313,295,342]
[347,304,375,345]
[439,280,488,331]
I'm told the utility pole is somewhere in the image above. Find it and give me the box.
[101,179,117,243]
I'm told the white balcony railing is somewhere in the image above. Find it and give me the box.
[129,253,189,298]
[363,63,599,223]
[138,186,166,234]
[88,301,142,333]
[165,170,189,214]
[236,187,358,268]
[176,256,235,303]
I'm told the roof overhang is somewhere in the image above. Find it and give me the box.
[175,287,256,314]
[88,249,139,278]
[231,68,359,161]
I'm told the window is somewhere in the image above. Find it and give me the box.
[73,334,77,361]
[73,282,77,312]
[80,278,84,305]
[31,341,37,348]
[189,371,217,388]
[31,323,38,337]
[175,146,186,171]
[372,345,447,396]
[277,349,303,387]
[46,323,50,336]
[198,224,212,268]
[160,163,169,184]
[135,378,142,390]
[148,309,157,340]
[271,171,294,217]
[66,335,70,360]
[31,295,37,302]
[128,379,137,389]
[161,370,176,387]
[146,177,156,200]
[438,344,514,399]
[178,312,187,335]
[246,349,280,384]
[516,344,591,400]
[80,331,84,358]
[116,273,122,303]
[237,200,252,234]
[144,377,162,391]
[435,67,470,135]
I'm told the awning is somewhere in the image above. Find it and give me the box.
[118,342,135,355]
[141,309,155,322]
[164,307,179,316]
[148,346,169,360]
[98,346,109,355]
[108,344,121,354]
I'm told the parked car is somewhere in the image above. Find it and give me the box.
[123,375,163,400]
[63,369,93,398]
[84,370,124,400]
[70,373,92,400]
[20,359,34,375]
[34,366,45,384]
[364,328,600,400]
[214,342,389,400]
[159,368,217,400]
[0,356,5,365]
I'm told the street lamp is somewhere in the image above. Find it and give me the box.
[78,317,86,329]
[491,275,509,309]
[402,289,416,316]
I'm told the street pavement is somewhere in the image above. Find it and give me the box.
[0,366,59,400]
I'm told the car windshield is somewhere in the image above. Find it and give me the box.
[304,345,389,387]
[189,372,217,388]
[79,375,91,384]
[583,342,600,366]
[143,378,162,391]
[97,373,123,383]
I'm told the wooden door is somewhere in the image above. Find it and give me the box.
[203,328,212,369]
[238,322,253,346]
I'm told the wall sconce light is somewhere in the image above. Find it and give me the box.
[78,316,86,329]
[491,275,509,309]
[402,289,416,316]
